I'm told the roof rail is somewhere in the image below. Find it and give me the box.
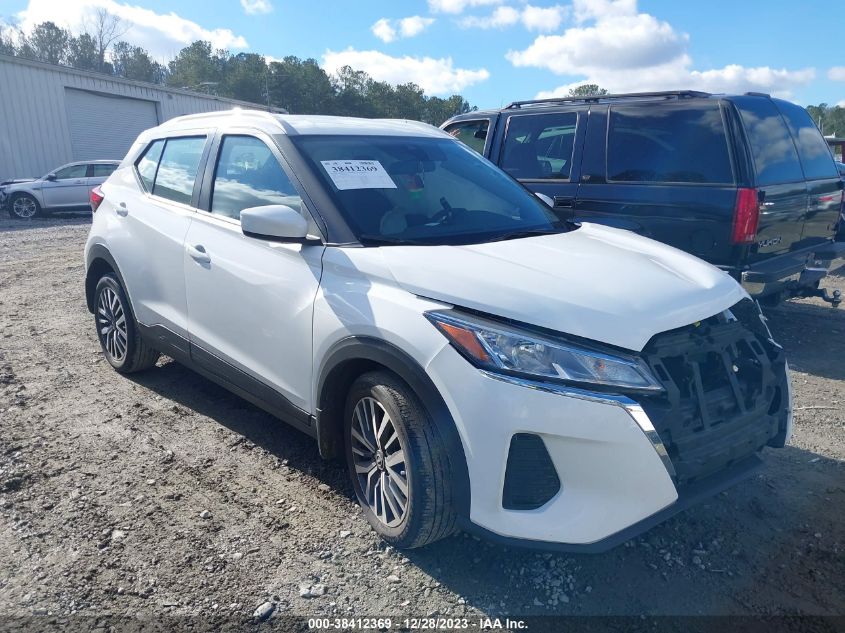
[505,90,712,109]
[744,91,771,97]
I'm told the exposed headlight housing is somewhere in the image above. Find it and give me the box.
[426,310,663,393]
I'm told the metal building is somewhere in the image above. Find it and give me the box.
[0,54,274,181]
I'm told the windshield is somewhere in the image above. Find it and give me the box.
[290,135,573,245]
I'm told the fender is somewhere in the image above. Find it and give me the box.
[84,243,132,314]
[316,336,471,516]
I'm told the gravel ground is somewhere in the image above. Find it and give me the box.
[0,215,843,629]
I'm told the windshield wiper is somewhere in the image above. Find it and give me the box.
[486,227,566,242]
[357,234,431,246]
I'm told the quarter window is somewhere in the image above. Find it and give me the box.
[136,140,165,192]
[501,113,577,180]
[607,104,733,184]
[444,120,489,155]
[210,135,304,222]
[53,164,87,180]
[775,101,837,180]
[152,137,206,205]
[735,97,804,186]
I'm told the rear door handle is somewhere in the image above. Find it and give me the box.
[186,244,211,264]
[116,202,128,217]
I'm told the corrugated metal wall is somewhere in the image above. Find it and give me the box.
[0,55,270,180]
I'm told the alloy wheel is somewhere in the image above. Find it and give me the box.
[350,396,409,528]
[97,287,128,363]
[12,197,37,219]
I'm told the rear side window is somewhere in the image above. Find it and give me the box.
[92,164,117,178]
[775,101,837,180]
[152,137,206,205]
[501,112,578,180]
[607,104,733,184]
[210,135,303,221]
[136,140,164,192]
[444,120,489,155]
[735,97,803,186]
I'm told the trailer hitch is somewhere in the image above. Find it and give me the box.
[802,286,842,307]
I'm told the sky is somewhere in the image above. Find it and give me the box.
[3,0,843,109]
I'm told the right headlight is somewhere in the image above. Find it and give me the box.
[426,310,663,393]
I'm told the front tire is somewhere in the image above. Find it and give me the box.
[94,274,160,373]
[9,193,41,219]
[344,371,457,549]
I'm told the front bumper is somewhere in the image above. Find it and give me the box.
[427,303,790,550]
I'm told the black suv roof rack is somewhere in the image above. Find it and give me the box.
[505,90,712,109]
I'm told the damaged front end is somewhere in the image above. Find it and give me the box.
[632,299,790,487]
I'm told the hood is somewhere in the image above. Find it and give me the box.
[377,223,747,351]
[1,178,37,188]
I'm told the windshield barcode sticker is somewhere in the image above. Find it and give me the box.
[320,160,397,190]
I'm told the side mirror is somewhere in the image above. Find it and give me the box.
[45,174,57,181]
[535,192,554,207]
[241,204,316,243]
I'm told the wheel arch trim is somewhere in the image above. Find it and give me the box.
[85,244,132,314]
[315,335,471,516]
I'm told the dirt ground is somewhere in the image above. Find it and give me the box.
[0,214,843,630]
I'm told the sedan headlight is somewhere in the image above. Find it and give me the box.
[426,310,663,393]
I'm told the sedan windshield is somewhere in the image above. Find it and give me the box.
[290,135,573,246]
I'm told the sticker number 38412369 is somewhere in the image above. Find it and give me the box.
[320,160,397,191]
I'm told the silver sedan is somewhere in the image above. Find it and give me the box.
[1,160,119,219]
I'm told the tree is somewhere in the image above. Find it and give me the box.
[112,41,166,84]
[84,8,127,72]
[221,53,268,105]
[67,34,100,72]
[267,56,335,114]
[568,83,608,97]
[807,103,845,138]
[167,41,224,91]
[21,21,70,65]
[0,22,17,56]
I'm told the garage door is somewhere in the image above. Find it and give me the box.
[65,88,159,162]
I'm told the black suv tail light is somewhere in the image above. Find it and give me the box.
[731,188,760,244]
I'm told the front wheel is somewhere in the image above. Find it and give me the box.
[94,274,160,373]
[9,193,41,219]
[344,371,457,549]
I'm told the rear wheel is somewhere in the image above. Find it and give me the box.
[94,274,159,373]
[344,371,457,548]
[9,193,40,219]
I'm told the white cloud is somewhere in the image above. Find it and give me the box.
[399,15,435,37]
[509,0,813,100]
[427,0,502,14]
[15,0,248,61]
[323,48,490,95]
[460,6,519,29]
[829,67,845,82]
[461,4,567,32]
[371,18,397,43]
[240,0,272,15]
[372,15,435,42]
[521,5,567,32]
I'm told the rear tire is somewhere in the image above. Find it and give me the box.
[94,274,159,373]
[8,193,41,219]
[344,371,457,549]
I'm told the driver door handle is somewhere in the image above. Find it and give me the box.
[186,244,211,264]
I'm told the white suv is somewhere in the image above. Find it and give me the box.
[85,110,792,550]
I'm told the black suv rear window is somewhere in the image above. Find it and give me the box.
[734,97,804,186]
[607,103,733,184]
[774,101,838,180]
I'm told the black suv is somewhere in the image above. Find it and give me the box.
[443,91,844,306]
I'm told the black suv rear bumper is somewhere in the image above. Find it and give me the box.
[728,241,845,299]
